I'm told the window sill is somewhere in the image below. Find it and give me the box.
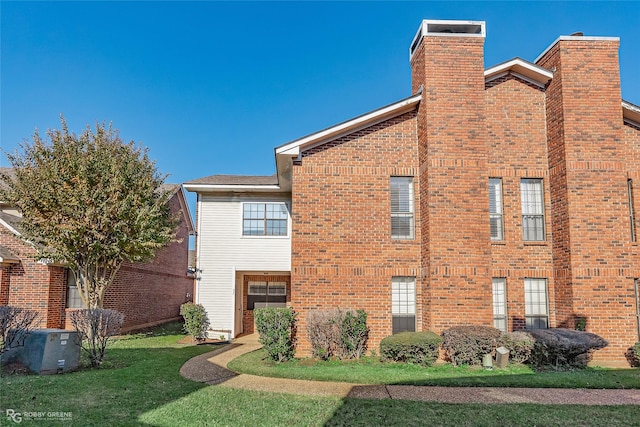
[491,241,506,245]
[523,241,548,246]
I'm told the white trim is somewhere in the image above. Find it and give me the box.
[623,101,640,125]
[194,194,202,304]
[183,184,282,192]
[0,217,21,236]
[275,94,421,157]
[410,19,486,60]
[484,58,553,88]
[241,201,289,238]
[535,35,620,64]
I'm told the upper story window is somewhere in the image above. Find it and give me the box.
[489,178,504,240]
[629,180,636,243]
[520,178,545,241]
[391,177,415,239]
[243,203,288,236]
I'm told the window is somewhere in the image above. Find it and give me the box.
[268,282,287,296]
[521,179,545,241]
[66,270,84,309]
[248,281,267,295]
[629,180,636,242]
[492,278,507,332]
[247,280,287,310]
[489,178,504,240]
[391,177,415,239]
[392,277,416,333]
[243,203,288,236]
[524,278,548,329]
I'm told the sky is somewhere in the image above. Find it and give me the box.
[1,1,639,216]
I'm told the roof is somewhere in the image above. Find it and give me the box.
[0,245,19,264]
[0,211,23,235]
[184,174,278,186]
[484,58,553,88]
[623,100,640,126]
[275,92,423,157]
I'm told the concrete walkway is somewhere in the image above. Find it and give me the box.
[180,334,640,405]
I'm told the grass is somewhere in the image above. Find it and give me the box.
[1,323,638,426]
[228,348,640,389]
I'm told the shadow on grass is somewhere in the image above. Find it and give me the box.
[322,398,640,427]
[0,343,224,426]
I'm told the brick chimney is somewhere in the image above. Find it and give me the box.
[410,20,493,331]
[536,35,633,361]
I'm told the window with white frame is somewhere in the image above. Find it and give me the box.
[66,270,84,309]
[247,280,287,310]
[629,180,636,242]
[492,278,507,332]
[248,281,268,295]
[392,277,416,333]
[391,177,415,239]
[521,179,545,241]
[489,178,504,240]
[524,278,548,329]
[243,203,288,236]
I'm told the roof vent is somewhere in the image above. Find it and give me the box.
[570,31,584,37]
[410,19,486,59]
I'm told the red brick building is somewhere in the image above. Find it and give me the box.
[186,20,640,364]
[0,184,195,332]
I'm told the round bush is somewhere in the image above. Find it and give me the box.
[380,331,442,367]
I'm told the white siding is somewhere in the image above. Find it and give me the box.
[195,193,291,335]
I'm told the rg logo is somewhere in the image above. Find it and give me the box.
[6,409,22,423]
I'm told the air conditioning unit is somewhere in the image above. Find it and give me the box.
[20,329,81,374]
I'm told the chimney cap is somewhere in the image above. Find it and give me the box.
[410,19,486,59]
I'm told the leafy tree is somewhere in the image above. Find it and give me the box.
[0,117,177,308]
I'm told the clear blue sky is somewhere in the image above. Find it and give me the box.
[2,2,639,204]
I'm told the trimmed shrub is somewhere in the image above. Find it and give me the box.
[380,331,442,367]
[180,303,210,342]
[441,325,502,366]
[306,308,369,360]
[70,308,124,367]
[254,307,297,363]
[528,328,608,369]
[501,331,535,364]
[340,309,369,359]
[307,309,341,360]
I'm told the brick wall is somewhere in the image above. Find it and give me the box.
[414,35,493,331]
[291,111,421,355]
[485,75,557,331]
[538,38,638,361]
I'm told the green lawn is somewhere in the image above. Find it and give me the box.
[1,323,639,426]
[228,348,640,389]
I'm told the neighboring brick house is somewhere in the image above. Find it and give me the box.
[185,20,640,364]
[0,182,195,332]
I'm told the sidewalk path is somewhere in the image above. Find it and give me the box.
[180,334,640,405]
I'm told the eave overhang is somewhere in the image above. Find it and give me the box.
[623,100,640,127]
[275,93,422,158]
[182,183,284,193]
[484,58,553,88]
